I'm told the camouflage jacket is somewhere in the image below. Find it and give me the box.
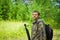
[31,19,46,40]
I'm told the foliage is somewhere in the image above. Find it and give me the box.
[0,21,60,40]
[0,0,60,28]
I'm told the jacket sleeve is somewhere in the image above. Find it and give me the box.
[38,21,46,40]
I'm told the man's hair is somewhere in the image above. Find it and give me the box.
[33,10,40,16]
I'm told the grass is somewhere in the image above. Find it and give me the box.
[0,21,60,40]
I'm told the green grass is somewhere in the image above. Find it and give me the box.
[53,29,60,40]
[0,21,60,40]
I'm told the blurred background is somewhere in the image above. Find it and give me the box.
[0,0,60,40]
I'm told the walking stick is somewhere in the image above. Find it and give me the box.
[24,24,30,40]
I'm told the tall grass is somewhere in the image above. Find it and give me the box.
[0,21,60,40]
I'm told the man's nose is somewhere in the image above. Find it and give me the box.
[33,15,36,17]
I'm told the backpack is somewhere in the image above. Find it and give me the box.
[45,24,53,40]
[24,23,53,40]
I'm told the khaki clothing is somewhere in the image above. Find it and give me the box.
[31,19,46,40]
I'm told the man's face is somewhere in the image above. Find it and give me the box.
[32,12,39,20]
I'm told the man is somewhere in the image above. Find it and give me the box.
[31,11,46,40]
